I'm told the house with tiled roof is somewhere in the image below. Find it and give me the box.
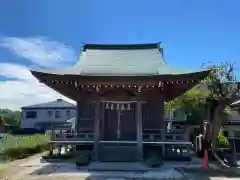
[20,99,76,130]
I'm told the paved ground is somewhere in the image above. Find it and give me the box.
[1,155,240,180]
[182,168,240,180]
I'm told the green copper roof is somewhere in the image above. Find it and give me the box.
[30,43,210,76]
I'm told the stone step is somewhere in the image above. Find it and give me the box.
[99,144,139,162]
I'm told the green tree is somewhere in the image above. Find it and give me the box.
[0,109,21,127]
[204,61,239,167]
[165,86,208,125]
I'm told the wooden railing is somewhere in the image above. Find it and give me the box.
[164,117,187,121]
[52,132,94,141]
[142,129,163,141]
[142,129,186,142]
[51,129,186,143]
[164,133,185,141]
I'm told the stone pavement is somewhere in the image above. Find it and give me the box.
[2,155,240,180]
[20,163,186,179]
[182,168,240,180]
[1,156,187,180]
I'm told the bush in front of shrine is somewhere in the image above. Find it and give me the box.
[74,155,91,167]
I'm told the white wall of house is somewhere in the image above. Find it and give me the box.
[20,108,76,129]
[228,110,240,121]
[164,110,187,121]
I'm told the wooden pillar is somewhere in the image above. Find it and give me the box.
[100,102,105,140]
[93,101,100,160]
[75,101,80,133]
[136,101,143,160]
[73,101,80,152]
[159,97,165,157]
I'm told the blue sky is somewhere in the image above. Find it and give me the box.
[0,0,240,109]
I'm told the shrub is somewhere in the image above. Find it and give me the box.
[145,154,162,167]
[11,128,45,135]
[218,135,229,148]
[0,134,49,161]
[73,155,90,166]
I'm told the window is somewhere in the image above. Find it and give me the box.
[55,111,61,118]
[25,111,37,118]
[47,111,52,117]
[66,110,70,117]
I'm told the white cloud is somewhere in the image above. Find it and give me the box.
[0,36,77,110]
[0,63,76,110]
[0,63,35,81]
[0,36,77,68]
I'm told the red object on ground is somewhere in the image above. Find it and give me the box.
[203,150,209,169]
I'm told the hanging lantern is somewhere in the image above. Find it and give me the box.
[111,103,114,110]
[105,103,109,109]
[127,103,131,110]
[116,104,120,110]
[121,104,125,110]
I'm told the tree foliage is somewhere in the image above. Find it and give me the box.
[165,86,208,125]
[204,61,239,103]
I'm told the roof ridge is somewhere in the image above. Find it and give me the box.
[82,42,161,51]
[22,99,75,109]
[22,100,56,108]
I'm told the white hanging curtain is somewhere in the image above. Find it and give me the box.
[103,101,135,111]
[110,103,114,110]
[127,103,131,110]
[116,104,120,110]
[105,102,109,109]
[120,104,125,110]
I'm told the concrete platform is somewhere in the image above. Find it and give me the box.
[85,160,205,171]
[52,164,184,179]
[87,162,152,171]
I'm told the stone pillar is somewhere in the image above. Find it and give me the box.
[136,101,143,160]
[93,101,100,160]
